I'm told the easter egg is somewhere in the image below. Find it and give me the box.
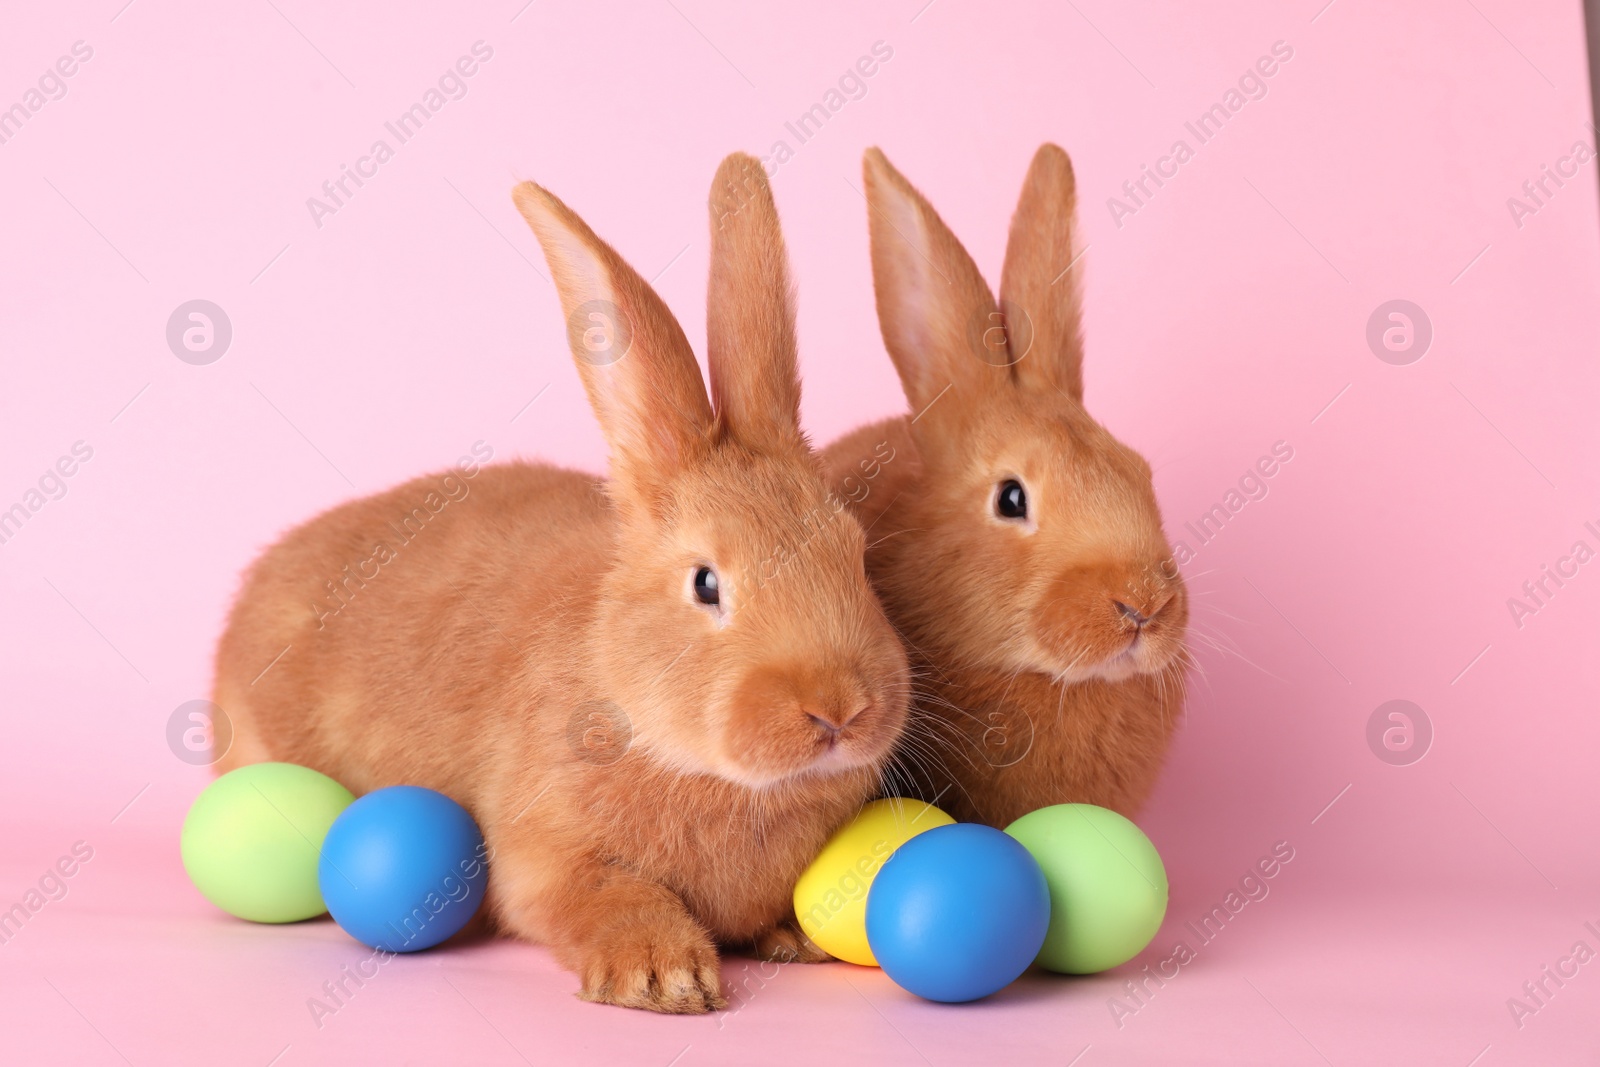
[180,762,355,923]
[865,823,1050,1002]
[793,798,954,966]
[318,786,488,952]
[1005,803,1168,974]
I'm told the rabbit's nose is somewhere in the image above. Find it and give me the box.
[1115,589,1174,629]
[1114,600,1151,628]
[807,714,841,743]
[807,703,868,735]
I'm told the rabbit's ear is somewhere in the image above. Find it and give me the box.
[862,148,1006,432]
[999,144,1085,402]
[514,181,714,498]
[706,153,804,453]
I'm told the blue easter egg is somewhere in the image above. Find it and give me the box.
[865,823,1050,1002]
[318,785,488,952]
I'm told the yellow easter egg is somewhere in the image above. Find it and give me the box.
[794,797,955,966]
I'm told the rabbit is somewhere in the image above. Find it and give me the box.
[823,144,1188,829]
[212,152,911,1014]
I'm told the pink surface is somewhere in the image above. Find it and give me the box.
[1,0,1597,1063]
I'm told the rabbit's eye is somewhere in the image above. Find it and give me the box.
[693,566,721,606]
[995,479,1028,520]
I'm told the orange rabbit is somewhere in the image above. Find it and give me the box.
[825,145,1188,828]
[212,154,909,1013]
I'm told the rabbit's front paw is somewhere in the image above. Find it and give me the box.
[576,912,726,1014]
[752,919,831,963]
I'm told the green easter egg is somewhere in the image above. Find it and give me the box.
[181,762,354,923]
[1004,803,1168,974]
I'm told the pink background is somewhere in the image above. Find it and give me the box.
[2,0,1597,1063]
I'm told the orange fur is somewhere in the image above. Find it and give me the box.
[213,154,909,1013]
[823,145,1188,828]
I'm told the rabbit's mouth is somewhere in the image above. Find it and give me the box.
[1050,651,1133,685]
[719,739,889,790]
[805,739,857,775]
[1029,559,1183,651]
[1095,637,1148,681]
[1036,623,1185,686]
[713,669,909,788]
[1027,569,1189,684]
[796,706,900,776]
